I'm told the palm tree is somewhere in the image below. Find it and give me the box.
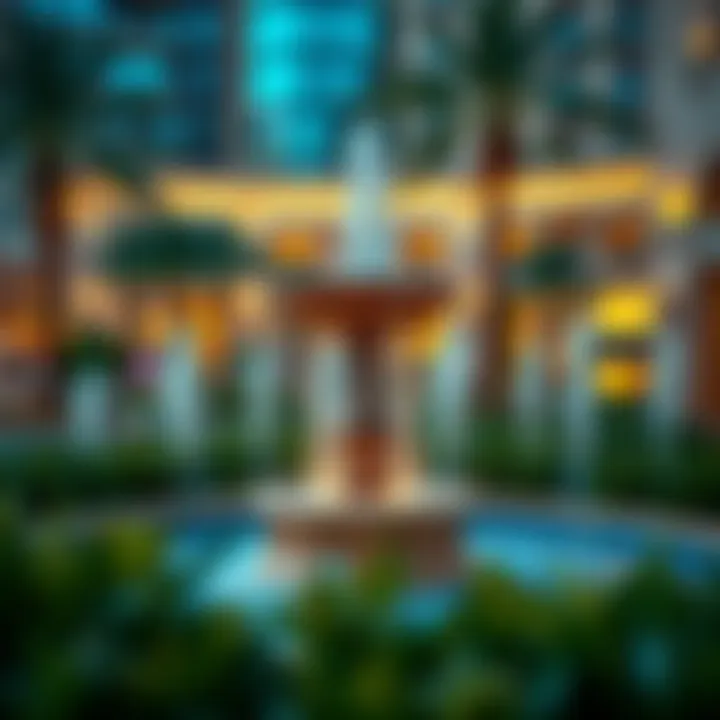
[464,0,531,416]
[0,9,152,421]
[381,0,644,416]
[374,0,538,416]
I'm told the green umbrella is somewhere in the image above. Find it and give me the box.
[512,244,586,294]
[100,216,266,284]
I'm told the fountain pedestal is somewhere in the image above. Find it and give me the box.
[286,279,449,501]
[255,278,467,580]
[254,121,468,580]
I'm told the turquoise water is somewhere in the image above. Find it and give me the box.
[171,509,720,616]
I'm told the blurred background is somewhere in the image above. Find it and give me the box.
[0,0,717,438]
[1,1,720,717]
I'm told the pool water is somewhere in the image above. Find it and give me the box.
[170,509,720,614]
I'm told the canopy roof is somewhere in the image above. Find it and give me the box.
[512,243,587,294]
[100,216,265,283]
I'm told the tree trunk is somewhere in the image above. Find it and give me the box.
[221,0,241,166]
[31,153,68,424]
[475,118,517,416]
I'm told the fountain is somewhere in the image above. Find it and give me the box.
[157,329,204,458]
[67,369,113,450]
[255,121,467,579]
[563,316,598,496]
[240,334,283,467]
[512,341,547,452]
[647,324,686,458]
[426,322,475,472]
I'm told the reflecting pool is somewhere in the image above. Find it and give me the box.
[170,507,720,617]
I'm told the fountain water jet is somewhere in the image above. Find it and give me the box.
[255,121,467,579]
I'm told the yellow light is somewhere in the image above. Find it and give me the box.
[502,224,532,258]
[686,20,719,61]
[404,228,446,265]
[2,311,41,352]
[69,161,656,235]
[141,297,173,348]
[593,285,659,336]
[238,280,274,334]
[273,230,324,265]
[657,179,697,228]
[595,360,651,400]
[403,313,450,360]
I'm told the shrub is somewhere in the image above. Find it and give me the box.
[1,444,178,512]
[1,508,720,718]
[202,432,249,486]
[0,506,275,718]
[59,328,126,377]
[468,417,561,495]
[466,413,720,519]
[1,441,241,513]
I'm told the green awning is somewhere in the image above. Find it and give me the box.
[100,216,266,283]
[512,244,586,294]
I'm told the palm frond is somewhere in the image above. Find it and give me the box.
[468,0,530,102]
[87,140,154,198]
[2,12,109,151]
[0,7,152,189]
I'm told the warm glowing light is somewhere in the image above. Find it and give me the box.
[272,229,328,265]
[607,214,645,252]
[2,312,41,353]
[70,162,660,240]
[185,292,230,366]
[403,227,446,266]
[657,177,696,227]
[403,313,451,360]
[685,20,719,61]
[596,360,651,400]
[593,286,659,336]
[71,278,120,329]
[141,297,173,348]
[502,224,532,258]
[238,280,274,334]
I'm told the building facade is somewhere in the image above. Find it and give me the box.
[243,0,385,175]
[3,0,719,429]
[522,0,650,165]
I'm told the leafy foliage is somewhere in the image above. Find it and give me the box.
[0,506,275,719]
[0,8,151,185]
[466,0,534,107]
[1,437,263,514]
[59,328,127,376]
[468,413,720,516]
[1,508,720,718]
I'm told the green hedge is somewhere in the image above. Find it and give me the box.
[2,511,719,719]
[468,417,561,495]
[0,507,276,718]
[2,443,177,511]
[59,329,127,376]
[468,413,720,516]
[0,432,301,514]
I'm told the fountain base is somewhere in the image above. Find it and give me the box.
[253,481,469,581]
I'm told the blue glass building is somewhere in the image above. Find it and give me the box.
[531,0,649,163]
[111,0,227,166]
[245,0,385,175]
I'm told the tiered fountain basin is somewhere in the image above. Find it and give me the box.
[254,274,469,580]
[283,277,451,329]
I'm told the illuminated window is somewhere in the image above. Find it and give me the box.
[593,285,659,337]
